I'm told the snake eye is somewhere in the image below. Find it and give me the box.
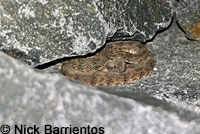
[125,61,132,64]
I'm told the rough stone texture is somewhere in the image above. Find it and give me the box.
[0,0,173,66]
[98,0,173,42]
[176,0,200,40]
[112,20,200,114]
[2,1,200,133]
[1,20,200,133]
[0,0,108,66]
[1,51,200,134]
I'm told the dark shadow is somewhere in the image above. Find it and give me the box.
[36,13,176,69]
[35,43,107,69]
[144,14,175,44]
[175,14,198,41]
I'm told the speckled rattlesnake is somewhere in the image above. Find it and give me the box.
[61,40,154,86]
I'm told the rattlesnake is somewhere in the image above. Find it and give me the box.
[61,40,155,86]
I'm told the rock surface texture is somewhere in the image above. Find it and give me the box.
[0,0,173,66]
[1,0,200,133]
[1,50,200,134]
[176,0,200,40]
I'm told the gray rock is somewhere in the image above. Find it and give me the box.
[1,2,200,133]
[1,52,200,134]
[0,0,108,66]
[115,19,200,114]
[0,0,173,66]
[176,0,200,40]
[103,0,173,42]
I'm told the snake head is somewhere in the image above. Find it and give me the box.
[104,59,127,73]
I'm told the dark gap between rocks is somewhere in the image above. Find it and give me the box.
[35,16,174,70]
[146,13,175,43]
[35,42,107,69]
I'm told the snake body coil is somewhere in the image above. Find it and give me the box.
[61,41,154,86]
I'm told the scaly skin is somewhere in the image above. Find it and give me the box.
[61,40,155,86]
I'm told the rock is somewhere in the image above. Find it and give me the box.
[0,0,173,66]
[103,0,173,42]
[1,52,200,134]
[1,3,200,133]
[176,0,200,40]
